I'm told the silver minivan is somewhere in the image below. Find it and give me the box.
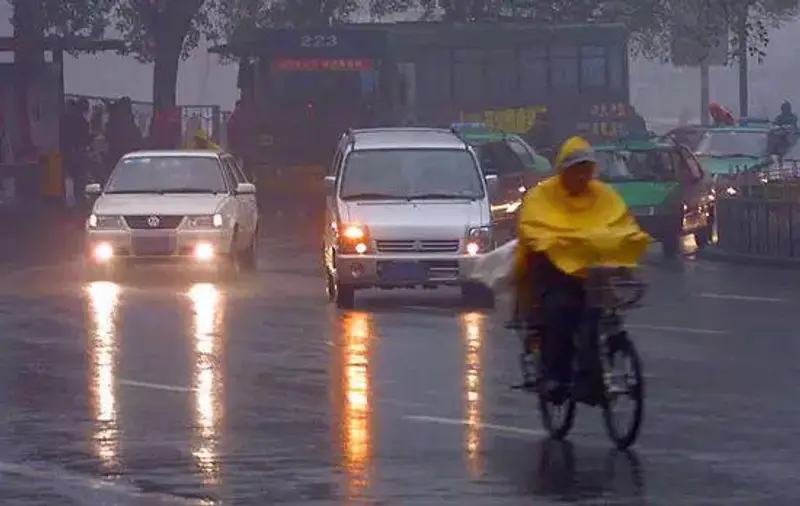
[322,127,497,309]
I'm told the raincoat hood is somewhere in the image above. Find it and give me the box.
[554,136,597,170]
[517,175,651,275]
[782,101,792,114]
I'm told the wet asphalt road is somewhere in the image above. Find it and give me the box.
[0,232,799,505]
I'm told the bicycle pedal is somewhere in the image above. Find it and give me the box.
[510,381,539,391]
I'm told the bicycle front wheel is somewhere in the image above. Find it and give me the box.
[601,332,644,450]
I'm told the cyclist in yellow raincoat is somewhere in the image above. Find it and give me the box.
[188,128,221,151]
[514,136,650,401]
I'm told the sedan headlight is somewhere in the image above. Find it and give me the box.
[87,214,124,230]
[466,226,492,255]
[184,214,224,229]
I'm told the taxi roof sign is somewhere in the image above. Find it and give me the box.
[738,117,772,127]
[451,122,490,133]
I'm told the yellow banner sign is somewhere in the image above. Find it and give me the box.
[460,105,547,134]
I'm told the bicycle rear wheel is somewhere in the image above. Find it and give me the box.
[601,332,644,449]
[538,392,577,440]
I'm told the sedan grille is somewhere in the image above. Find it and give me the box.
[376,239,460,253]
[124,215,184,230]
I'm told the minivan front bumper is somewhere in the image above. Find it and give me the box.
[336,252,482,288]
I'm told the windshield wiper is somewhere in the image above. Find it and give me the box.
[340,192,406,200]
[408,193,477,200]
[708,153,759,159]
[158,188,221,194]
[104,190,164,194]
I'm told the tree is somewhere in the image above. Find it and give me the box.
[112,0,227,111]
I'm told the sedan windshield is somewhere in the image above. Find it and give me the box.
[596,150,677,182]
[105,156,227,193]
[339,149,484,199]
[695,131,767,157]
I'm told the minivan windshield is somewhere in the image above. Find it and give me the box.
[695,131,767,158]
[596,150,677,182]
[105,156,227,194]
[339,149,484,200]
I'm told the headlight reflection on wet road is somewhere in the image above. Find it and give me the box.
[86,281,120,471]
[341,312,372,498]
[462,312,485,477]
[188,283,224,486]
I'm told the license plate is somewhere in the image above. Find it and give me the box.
[132,235,173,255]
[378,261,427,282]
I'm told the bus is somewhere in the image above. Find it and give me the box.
[216,22,631,194]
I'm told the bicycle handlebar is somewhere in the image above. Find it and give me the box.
[584,267,647,310]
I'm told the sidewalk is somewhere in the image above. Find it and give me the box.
[0,205,85,267]
[699,245,800,268]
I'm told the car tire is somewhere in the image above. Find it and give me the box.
[240,231,258,271]
[461,282,495,309]
[217,231,241,281]
[661,232,681,259]
[335,281,355,309]
[694,226,712,250]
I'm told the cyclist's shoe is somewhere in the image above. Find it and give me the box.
[541,380,568,405]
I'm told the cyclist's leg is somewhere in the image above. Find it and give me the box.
[540,287,582,395]
[574,307,603,399]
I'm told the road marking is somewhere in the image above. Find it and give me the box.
[119,379,195,392]
[628,323,727,335]
[700,292,785,303]
[404,415,548,437]
[0,460,203,504]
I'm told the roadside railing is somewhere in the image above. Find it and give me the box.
[714,168,800,261]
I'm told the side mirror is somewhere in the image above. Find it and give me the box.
[324,175,336,191]
[235,182,256,194]
[85,183,102,196]
[484,174,498,195]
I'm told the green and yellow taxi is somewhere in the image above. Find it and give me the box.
[594,137,714,257]
[692,123,780,192]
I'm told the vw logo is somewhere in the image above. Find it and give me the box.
[147,216,160,227]
[412,240,423,251]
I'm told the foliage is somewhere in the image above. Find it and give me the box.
[111,0,227,63]
[408,0,798,63]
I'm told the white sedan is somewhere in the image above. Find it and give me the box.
[84,150,259,278]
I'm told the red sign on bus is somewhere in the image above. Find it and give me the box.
[271,58,373,71]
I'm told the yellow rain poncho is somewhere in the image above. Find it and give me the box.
[516,137,651,275]
[188,128,221,151]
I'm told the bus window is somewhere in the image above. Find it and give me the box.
[486,50,516,101]
[581,46,607,88]
[454,50,485,101]
[608,46,625,90]
[518,48,547,99]
[417,51,451,104]
[550,46,578,90]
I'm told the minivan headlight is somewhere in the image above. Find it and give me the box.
[466,226,492,255]
[185,214,223,229]
[88,214,124,230]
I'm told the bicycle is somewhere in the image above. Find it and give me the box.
[511,266,647,450]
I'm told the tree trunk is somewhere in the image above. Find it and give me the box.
[152,38,182,111]
[12,0,45,163]
[736,9,749,117]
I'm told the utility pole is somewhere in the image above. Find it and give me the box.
[700,59,710,125]
[736,7,749,117]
